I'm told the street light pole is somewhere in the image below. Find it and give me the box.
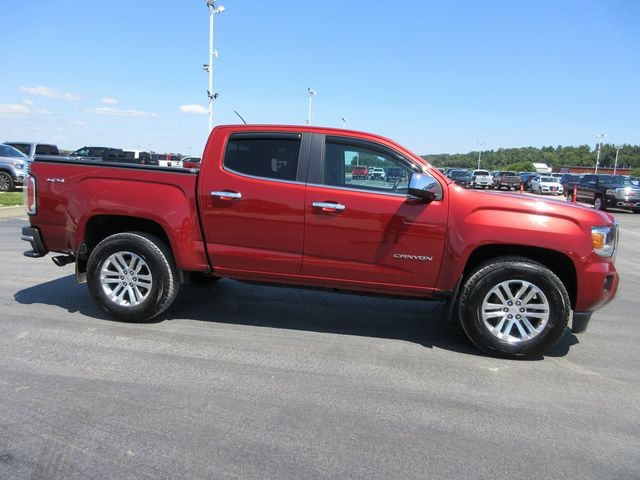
[477,142,485,170]
[594,133,605,174]
[341,117,347,128]
[614,145,621,175]
[307,88,316,125]
[205,1,225,133]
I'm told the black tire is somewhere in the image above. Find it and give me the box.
[538,186,542,194]
[594,196,606,211]
[189,271,221,284]
[86,232,179,322]
[458,256,570,359]
[633,209,640,214]
[0,172,15,192]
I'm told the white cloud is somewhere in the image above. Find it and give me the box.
[0,103,31,114]
[86,107,156,117]
[101,97,118,105]
[179,104,208,114]
[18,85,81,101]
[22,99,34,106]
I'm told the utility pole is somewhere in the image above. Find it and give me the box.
[594,133,605,174]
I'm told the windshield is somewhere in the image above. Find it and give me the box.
[0,144,27,158]
[600,175,634,187]
[474,170,489,175]
[450,170,469,178]
[540,177,558,182]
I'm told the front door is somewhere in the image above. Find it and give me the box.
[302,135,448,295]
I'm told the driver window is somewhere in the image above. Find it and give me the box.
[323,140,415,193]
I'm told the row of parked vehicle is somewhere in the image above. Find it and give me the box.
[442,166,640,212]
[0,141,202,191]
[444,169,523,191]
[350,165,408,182]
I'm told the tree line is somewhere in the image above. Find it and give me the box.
[422,144,640,176]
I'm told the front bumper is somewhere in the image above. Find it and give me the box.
[21,226,48,258]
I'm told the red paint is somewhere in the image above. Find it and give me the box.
[27,124,618,316]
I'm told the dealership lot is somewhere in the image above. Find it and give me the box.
[1,211,639,479]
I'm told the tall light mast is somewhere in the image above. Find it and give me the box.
[204,1,225,132]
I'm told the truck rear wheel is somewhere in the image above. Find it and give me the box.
[86,232,179,322]
[458,256,570,359]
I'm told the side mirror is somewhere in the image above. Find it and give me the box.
[408,173,442,202]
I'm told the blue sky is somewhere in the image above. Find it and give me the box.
[1,0,639,156]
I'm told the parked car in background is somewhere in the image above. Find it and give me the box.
[0,144,27,191]
[576,174,640,212]
[351,165,368,180]
[4,142,60,161]
[471,169,493,189]
[493,171,521,190]
[369,167,386,180]
[182,156,202,169]
[123,150,160,166]
[70,146,125,162]
[385,167,407,182]
[519,172,537,190]
[157,154,183,169]
[447,169,472,188]
[560,173,584,197]
[530,175,564,195]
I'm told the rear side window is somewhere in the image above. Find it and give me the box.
[35,144,59,155]
[224,134,301,181]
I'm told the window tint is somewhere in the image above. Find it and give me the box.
[224,135,301,181]
[7,143,31,155]
[323,139,417,194]
[35,144,59,155]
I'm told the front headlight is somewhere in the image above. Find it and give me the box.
[592,225,618,257]
[12,162,24,170]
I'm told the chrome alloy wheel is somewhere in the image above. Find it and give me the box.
[481,280,550,343]
[100,251,153,307]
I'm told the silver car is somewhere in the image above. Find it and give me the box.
[0,144,27,191]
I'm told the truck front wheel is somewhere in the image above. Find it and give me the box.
[458,256,570,359]
[594,196,606,211]
[0,172,15,192]
[86,232,179,322]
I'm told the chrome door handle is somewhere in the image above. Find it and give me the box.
[312,201,346,211]
[211,191,242,200]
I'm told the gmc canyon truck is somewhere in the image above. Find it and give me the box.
[21,125,620,358]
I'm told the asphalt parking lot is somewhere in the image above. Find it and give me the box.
[1,207,639,480]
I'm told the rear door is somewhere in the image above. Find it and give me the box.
[302,134,448,294]
[199,130,310,275]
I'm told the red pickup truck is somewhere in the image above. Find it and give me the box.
[21,125,620,358]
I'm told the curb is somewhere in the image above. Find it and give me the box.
[0,206,26,218]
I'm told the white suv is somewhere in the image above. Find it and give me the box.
[369,167,386,180]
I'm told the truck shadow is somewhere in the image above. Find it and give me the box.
[14,276,578,359]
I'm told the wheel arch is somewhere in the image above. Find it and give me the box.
[84,215,171,252]
[462,244,577,309]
